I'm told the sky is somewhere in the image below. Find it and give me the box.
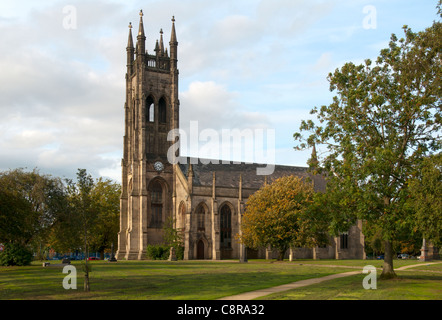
[0,0,439,183]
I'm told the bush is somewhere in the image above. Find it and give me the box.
[0,243,33,266]
[175,245,184,260]
[146,244,185,260]
[146,244,170,260]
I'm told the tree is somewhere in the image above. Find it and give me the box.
[238,175,328,261]
[294,16,441,278]
[408,153,442,247]
[163,217,184,260]
[163,217,183,249]
[0,242,33,266]
[0,185,33,245]
[65,169,96,292]
[0,168,67,259]
[89,178,120,260]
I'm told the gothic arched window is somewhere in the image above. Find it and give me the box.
[147,96,154,123]
[196,204,206,231]
[150,181,163,228]
[340,232,349,249]
[179,201,186,232]
[159,97,167,124]
[220,204,232,249]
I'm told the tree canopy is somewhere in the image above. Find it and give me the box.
[239,175,328,260]
[0,169,66,247]
[0,168,120,266]
[294,14,441,278]
[408,153,442,247]
[49,169,120,259]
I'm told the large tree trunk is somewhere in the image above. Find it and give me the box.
[381,240,397,279]
[277,247,286,261]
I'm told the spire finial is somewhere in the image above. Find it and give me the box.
[127,22,134,49]
[170,15,177,44]
[159,29,165,55]
[136,9,146,55]
[137,9,145,38]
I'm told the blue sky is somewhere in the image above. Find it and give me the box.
[0,0,439,182]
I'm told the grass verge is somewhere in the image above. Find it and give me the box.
[0,260,355,300]
[261,265,442,300]
[1,259,440,300]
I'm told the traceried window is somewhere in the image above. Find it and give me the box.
[220,204,232,249]
[179,202,186,232]
[159,97,167,124]
[196,204,205,231]
[150,181,163,228]
[147,96,154,122]
[340,232,349,249]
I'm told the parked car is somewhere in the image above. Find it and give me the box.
[376,255,384,260]
[398,254,409,259]
[87,257,100,261]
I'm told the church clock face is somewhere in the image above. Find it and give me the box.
[154,161,164,172]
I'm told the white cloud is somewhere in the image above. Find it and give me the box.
[179,80,271,162]
[0,0,437,182]
[0,1,126,181]
[180,81,269,131]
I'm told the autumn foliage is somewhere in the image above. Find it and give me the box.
[238,175,328,260]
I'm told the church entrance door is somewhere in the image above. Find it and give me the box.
[197,240,204,259]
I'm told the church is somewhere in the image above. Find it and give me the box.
[116,11,365,261]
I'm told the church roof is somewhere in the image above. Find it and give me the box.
[178,157,326,192]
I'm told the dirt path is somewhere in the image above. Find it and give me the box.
[218,270,361,300]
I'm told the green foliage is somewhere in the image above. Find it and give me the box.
[160,217,184,260]
[0,168,67,247]
[408,153,442,246]
[294,15,441,276]
[0,186,33,244]
[163,217,183,246]
[146,244,170,260]
[175,245,184,260]
[239,175,329,260]
[50,169,120,257]
[88,178,121,257]
[145,217,185,261]
[0,167,121,271]
[0,242,33,266]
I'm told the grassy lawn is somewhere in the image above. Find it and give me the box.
[0,259,440,300]
[261,263,442,300]
[404,263,442,272]
[0,260,356,300]
[288,258,435,268]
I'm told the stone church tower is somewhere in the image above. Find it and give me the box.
[117,10,366,261]
[116,11,179,260]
